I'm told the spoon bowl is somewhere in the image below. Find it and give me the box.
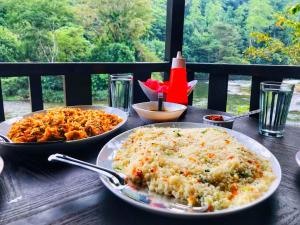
[296,151,300,166]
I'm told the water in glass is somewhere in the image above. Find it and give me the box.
[259,82,294,137]
[110,74,133,114]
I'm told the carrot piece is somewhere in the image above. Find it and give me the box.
[207,204,214,212]
[207,153,215,158]
[231,183,238,196]
[183,170,191,176]
[227,155,234,160]
[150,166,157,173]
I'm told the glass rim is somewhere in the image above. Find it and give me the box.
[110,74,133,81]
[110,74,133,77]
[260,81,295,88]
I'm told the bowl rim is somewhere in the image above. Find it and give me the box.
[203,114,234,123]
[132,101,187,114]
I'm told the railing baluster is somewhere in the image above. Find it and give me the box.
[250,75,283,118]
[29,76,43,112]
[187,71,195,105]
[64,73,92,106]
[133,72,151,103]
[207,73,229,112]
[0,79,5,121]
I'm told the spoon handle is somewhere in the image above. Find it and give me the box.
[229,109,261,121]
[48,154,209,213]
[48,154,126,185]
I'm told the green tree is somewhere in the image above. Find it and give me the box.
[0,26,22,61]
[143,0,166,61]
[210,22,242,63]
[246,0,274,46]
[91,42,135,62]
[0,0,77,61]
[95,0,154,61]
[54,26,91,62]
[245,4,300,64]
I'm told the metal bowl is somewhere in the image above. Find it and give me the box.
[203,114,234,129]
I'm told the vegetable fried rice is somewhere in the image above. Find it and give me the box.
[113,127,275,211]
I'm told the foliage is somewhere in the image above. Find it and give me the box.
[91,74,108,101]
[0,26,22,61]
[91,42,135,62]
[54,26,92,62]
[245,3,300,64]
[1,77,29,100]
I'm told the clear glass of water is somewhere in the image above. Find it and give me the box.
[259,81,295,137]
[109,74,133,114]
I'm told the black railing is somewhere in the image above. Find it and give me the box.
[186,63,300,113]
[0,62,169,121]
[0,62,299,122]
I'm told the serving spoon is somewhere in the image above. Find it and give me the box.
[48,153,208,213]
[224,109,261,121]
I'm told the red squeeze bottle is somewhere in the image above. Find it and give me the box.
[166,51,188,105]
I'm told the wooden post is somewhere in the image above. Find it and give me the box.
[0,79,5,121]
[64,73,92,106]
[29,76,44,112]
[207,73,229,112]
[164,0,185,81]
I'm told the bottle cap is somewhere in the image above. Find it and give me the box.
[171,51,186,68]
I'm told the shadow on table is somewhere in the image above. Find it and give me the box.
[96,189,276,225]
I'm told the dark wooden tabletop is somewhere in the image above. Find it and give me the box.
[0,106,299,225]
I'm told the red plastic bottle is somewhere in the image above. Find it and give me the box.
[166,51,188,105]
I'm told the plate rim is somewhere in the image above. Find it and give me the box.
[0,156,3,174]
[96,122,282,217]
[0,105,128,146]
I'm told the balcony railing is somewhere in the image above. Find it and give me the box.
[0,62,299,122]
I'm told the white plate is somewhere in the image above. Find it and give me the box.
[97,122,281,217]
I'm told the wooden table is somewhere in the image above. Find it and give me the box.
[0,107,299,225]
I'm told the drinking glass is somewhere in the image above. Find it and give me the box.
[110,74,133,114]
[259,81,295,137]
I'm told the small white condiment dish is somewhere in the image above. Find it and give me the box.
[203,114,234,129]
[132,101,187,122]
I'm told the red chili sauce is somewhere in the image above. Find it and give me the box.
[207,115,224,121]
